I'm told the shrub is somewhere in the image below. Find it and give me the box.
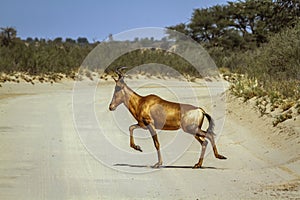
[226,23,300,101]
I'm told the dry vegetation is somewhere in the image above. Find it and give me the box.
[1,1,299,127]
[220,22,300,126]
[224,73,299,126]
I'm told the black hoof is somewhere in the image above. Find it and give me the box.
[135,145,142,152]
[152,162,162,168]
[217,155,227,159]
[192,164,202,169]
[131,145,143,152]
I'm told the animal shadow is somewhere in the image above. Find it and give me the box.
[114,163,223,170]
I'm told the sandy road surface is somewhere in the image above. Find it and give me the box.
[0,79,299,199]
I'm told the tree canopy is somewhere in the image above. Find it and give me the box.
[168,0,300,50]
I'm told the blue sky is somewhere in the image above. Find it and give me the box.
[1,0,229,42]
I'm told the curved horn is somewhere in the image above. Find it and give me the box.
[115,66,127,79]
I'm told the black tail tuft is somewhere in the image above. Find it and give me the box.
[204,113,215,135]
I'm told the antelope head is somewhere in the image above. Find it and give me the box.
[109,67,127,111]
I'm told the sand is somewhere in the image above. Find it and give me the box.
[0,77,299,199]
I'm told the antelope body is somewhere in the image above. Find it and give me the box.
[109,67,226,168]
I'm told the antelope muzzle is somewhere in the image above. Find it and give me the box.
[109,103,116,111]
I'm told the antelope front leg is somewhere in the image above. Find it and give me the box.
[147,124,163,168]
[129,124,142,152]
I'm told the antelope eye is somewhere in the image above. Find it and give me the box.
[115,86,122,92]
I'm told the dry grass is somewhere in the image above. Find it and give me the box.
[224,73,299,126]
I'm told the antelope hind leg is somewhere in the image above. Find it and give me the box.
[193,135,208,169]
[206,133,227,159]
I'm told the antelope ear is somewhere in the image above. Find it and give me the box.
[112,76,118,82]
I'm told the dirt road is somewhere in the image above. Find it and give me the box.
[0,79,299,199]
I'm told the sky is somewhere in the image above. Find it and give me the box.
[1,0,229,42]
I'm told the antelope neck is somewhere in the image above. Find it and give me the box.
[123,84,142,118]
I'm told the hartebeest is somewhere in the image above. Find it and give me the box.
[109,67,226,168]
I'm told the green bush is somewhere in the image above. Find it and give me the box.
[226,23,300,100]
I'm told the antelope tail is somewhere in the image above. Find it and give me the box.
[203,113,215,135]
